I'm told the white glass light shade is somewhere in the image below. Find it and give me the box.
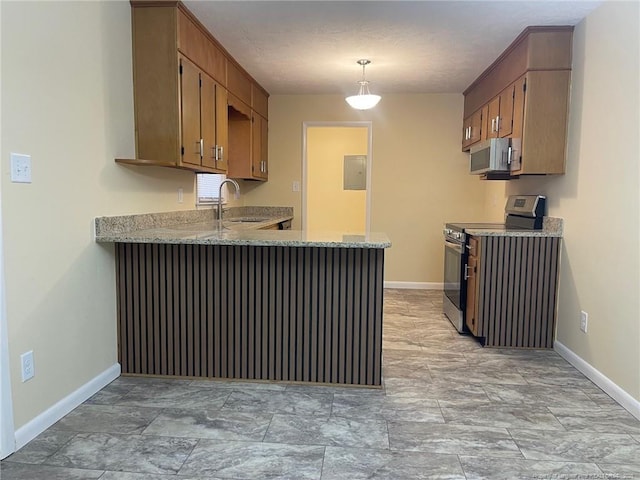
[345,60,381,110]
[345,82,381,110]
[345,92,381,110]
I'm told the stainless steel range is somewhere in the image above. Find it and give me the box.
[442,195,546,333]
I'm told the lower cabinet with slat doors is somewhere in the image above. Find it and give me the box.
[465,234,562,348]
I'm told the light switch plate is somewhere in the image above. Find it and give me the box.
[11,153,32,183]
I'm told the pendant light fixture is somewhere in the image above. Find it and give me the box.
[345,59,381,110]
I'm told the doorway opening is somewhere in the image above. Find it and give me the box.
[302,122,372,232]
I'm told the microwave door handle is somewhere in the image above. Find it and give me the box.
[507,145,513,166]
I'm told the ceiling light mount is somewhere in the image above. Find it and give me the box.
[345,59,381,110]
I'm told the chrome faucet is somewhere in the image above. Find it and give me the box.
[218,179,240,231]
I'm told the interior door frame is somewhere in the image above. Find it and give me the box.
[302,121,373,232]
[0,178,16,459]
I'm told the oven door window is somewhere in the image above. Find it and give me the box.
[444,240,463,309]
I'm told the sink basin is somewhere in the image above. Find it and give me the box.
[225,217,269,223]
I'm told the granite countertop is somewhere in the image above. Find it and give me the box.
[465,217,563,238]
[95,207,391,249]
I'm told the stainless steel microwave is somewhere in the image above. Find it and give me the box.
[469,138,516,175]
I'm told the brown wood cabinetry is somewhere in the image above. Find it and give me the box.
[461,26,572,176]
[117,2,268,178]
[465,236,480,336]
[252,112,268,180]
[177,7,226,85]
[227,61,252,107]
[462,106,487,150]
[487,83,515,139]
[178,56,227,171]
[252,84,269,119]
[511,71,571,175]
[227,94,269,181]
[118,3,228,173]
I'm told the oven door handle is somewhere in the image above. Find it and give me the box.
[444,240,463,254]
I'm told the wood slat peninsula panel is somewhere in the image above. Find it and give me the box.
[115,243,384,386]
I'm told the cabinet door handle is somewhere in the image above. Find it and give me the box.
[495,116,500,132]
[218,146,224,162]
[464,264,472,280]
[198,139,203,157]
[212,145,217,160]
[491,118,495,133]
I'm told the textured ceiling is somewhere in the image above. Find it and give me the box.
[182,0,602,95]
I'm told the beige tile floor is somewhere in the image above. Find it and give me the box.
[2,289,639,479]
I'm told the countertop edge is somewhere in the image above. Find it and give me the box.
[95,233,392,249]
[466,217,564,238]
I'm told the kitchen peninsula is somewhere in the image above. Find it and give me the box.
[96,208,391,387]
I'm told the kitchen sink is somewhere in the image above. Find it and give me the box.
[225,217,269,223]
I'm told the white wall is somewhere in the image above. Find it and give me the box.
[1,1,196,431]
[496,1,639,403]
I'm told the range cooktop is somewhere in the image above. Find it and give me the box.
[445,222,505,231]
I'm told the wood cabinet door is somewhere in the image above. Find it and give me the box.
[487,97,500,138]
[200,72,216,169]
[260,114,268,178]
[462,116,472,150]
[462,107,486,150]
[215,85,228,172]
[180,56,202,166]
[251,113,263,178]
[465,254,479,336]
[487,86,515,139]
[498,84,515,138]
[469,109,484,144]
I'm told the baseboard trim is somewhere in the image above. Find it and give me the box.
[14,363,120,451]
[554,341,640,420]
[384,281,443,290]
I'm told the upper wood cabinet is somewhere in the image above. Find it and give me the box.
[252,112,268,180]
[252,84,269,119]
[179,56,226,171]
[461,26,572,176]
[227,61,252,107]
[226,94,268,181]
[462,106,487,150]
[510,71,571,175]
[486,83,515,139]
[177,8,226,84]
[117,1,268,177]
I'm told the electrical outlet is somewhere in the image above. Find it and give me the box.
[21,350,34,382]
[178,188,184,203]
[292,181,300,192]
[580,310,588,333]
